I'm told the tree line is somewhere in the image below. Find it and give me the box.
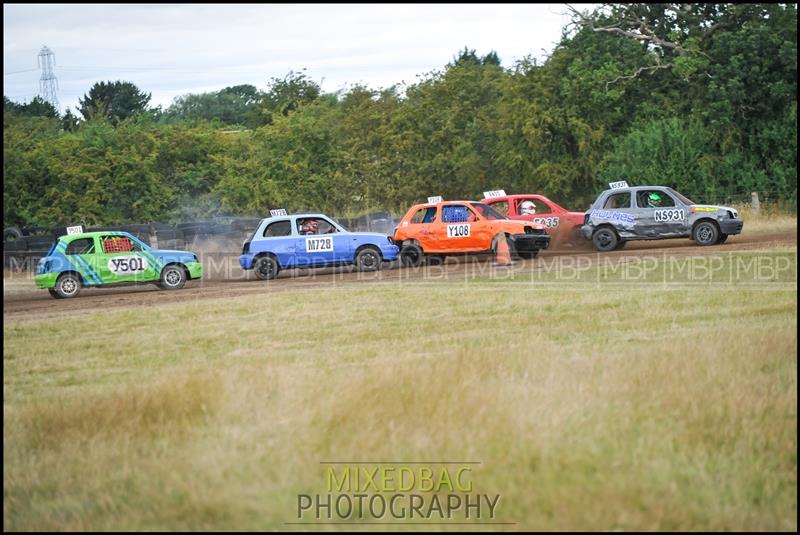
[4,3,796,228]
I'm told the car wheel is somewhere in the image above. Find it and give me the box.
[355,247,382,272]
[592,228,618,252]
[54,272,81,298]
[614,240,627,250]
[159,264,187,290]
[400,243,423,267]
[253,255,279,280]
[48,288,62,299]
[693,221,719,246]
[716,233,729,244]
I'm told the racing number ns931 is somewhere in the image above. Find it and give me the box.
[446,224,470,238]
[654,209,685,222]
[305,236,333,252]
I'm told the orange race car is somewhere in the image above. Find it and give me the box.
[393,198,550,266]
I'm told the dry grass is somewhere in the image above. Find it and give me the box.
[3,249,797,530]
[730,203,797,234]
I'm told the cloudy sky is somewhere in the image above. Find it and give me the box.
[4,3,583,113]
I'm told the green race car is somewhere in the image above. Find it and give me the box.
[35,230,203,298]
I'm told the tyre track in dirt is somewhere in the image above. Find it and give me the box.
[4,229,795,320]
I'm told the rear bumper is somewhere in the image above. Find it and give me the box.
[512,233,550,251]
[239,253,255,270]
[719,219,744,235]
[35,271,59,289]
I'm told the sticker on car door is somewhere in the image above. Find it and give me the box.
[305,236,334,252]
[446,224,470,238]
[108,255,149,275]
[654,209,685,222]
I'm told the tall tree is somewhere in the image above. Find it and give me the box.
[256,70,321,125]
[78,80,151,125]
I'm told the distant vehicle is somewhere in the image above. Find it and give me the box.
[239,212,399,280]
[35,229,203,298]
[393,198,550,266]
[580,182,744,251]
[481,191,586,243]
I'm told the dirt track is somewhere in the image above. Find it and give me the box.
[4,230,796,319]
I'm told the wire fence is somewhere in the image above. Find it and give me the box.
[3,189,795,272]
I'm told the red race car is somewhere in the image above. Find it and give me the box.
[481,190,586,244]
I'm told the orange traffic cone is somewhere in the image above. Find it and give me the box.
[493,235,514,266]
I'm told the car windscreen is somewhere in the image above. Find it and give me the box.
[667,188,695,205]
[470,202,507,220]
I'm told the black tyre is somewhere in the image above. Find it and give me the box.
[693,221,719,246]
[716,233,729,244]
[253,255,279,280]
[159,264,187,290]
[614,240,627,250]
[48,288,62,299]
[592,227,618,252]
[400,243,423,267]
[54,272,82,298]
[4,226,24,242]
[355,247,382,272]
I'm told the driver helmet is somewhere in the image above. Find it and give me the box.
[519,200,537,215]
[301,219,319,235]
[647,192,663,208]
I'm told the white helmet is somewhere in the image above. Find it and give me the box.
[519,200,537,215]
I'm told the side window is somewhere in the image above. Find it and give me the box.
[442,205,473,223]
[489,201,509,216]
[65,238,95,255]
[517,198,552,215]
[101,236,134,253]
[410,207,437,224]
[297,217,337,236]
[603,192,631,209]
[636,190,676,209]
[263,220,292,238]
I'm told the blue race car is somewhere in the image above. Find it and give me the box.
[239,213,399,280]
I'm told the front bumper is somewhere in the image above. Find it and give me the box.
[719,219,744,235]
[512,233,550,251]
[185,260,203,280]
[380,243,400,261]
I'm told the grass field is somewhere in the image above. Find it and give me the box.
[3,247,797,531]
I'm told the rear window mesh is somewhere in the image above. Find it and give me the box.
[103,237,133,253]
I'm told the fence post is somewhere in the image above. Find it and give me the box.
[751,192,760,212]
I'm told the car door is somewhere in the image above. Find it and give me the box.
[294,217,350,266]
[62,236,103,285]
[634,189,688,237]
[94,234,158,283]
[439,204,486,252]
[404,206,440,252]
